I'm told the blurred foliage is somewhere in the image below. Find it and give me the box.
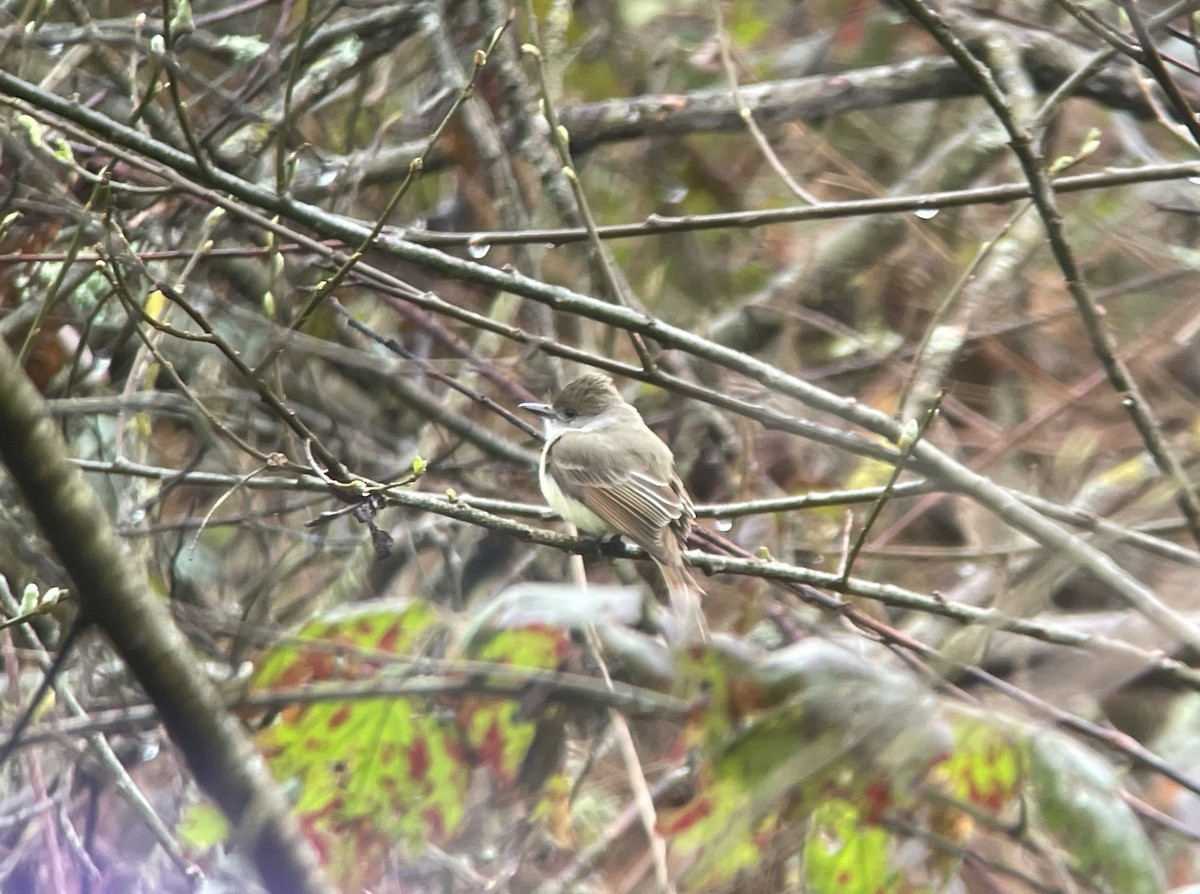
[183,595,1165,894]
[0,0,1199,891]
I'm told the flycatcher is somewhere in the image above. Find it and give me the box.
[521,373,706,639]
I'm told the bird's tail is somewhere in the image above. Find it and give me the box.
[657,538,708,643]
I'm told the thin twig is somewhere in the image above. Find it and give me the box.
[892,0,1200,610]
[712,0,820,204]
[1120,0,1200,146]
[839,393,943,585]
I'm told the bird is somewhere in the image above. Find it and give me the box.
[521,373,707,640]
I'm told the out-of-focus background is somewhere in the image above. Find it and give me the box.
[2,1,1200,892]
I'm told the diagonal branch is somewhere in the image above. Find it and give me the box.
[0,338,328,894]
[893,0,1200,556]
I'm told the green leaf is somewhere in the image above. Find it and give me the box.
[1026,732,1165,894]
[458,620,572,786]
[177,801,230,850]
[252,599,441,689]
[938,717,1023,815]
[663,639,950,888]
[16,115,42,147]
[250,599,464,890]
[804,800,898,894]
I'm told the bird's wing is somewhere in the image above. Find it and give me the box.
[546,429,693,564]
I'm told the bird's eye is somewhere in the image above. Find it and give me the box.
[563,408,577,419]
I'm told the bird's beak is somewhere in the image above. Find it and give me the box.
[519,401,555,418]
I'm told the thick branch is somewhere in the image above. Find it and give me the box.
[0,339,327,894]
